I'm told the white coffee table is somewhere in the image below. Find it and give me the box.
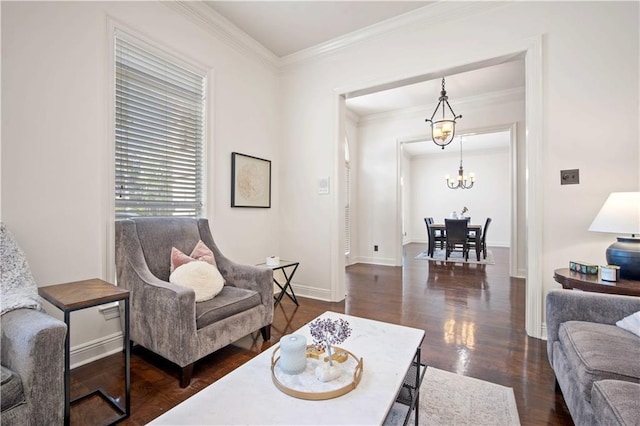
[150,311,425,425]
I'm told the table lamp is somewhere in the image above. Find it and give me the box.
[588,192,640,280]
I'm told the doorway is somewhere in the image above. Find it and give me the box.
[398,126,521,277]
[339,38,544,338]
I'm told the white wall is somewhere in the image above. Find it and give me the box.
[409,146,511,247]
[1,1,280,366]
[280,2,639,335]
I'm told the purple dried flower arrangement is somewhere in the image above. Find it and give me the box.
[309,318,351,366]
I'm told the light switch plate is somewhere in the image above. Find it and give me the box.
[318,176,330,194]
[561,169,579,185]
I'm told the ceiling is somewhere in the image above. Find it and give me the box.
[202,1,525,141]
[203,1,432,57]
[345,60,525,117]
[403,130,511,157]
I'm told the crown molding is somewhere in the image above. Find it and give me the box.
[163,1,279,70]
[279,2,504,69]
[356,87,525,126]
[165,1,506,72]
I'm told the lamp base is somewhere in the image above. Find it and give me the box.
[606,237,640,280]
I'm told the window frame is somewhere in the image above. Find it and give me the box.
[105,22,213,283]
[114,32,207,219]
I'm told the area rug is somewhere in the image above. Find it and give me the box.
[385,367,520,426]
[414,248,495,265]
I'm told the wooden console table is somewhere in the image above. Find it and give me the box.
[553,268,640,297]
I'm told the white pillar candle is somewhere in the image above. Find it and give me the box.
[279,334,307,375]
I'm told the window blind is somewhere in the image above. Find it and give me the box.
[115,37,205,218]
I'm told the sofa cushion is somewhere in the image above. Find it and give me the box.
[1,365,26,412]
[195,286,261,329]
[592,380,640,426]
[616,310,640,337]
[559,321,640,402]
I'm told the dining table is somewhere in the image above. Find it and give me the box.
[431,222,483,260]
[431,223,483,233]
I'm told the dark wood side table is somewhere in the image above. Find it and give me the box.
[553,268,640,297]
[38,279,130,426]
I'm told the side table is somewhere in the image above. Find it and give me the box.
[257,260,300,306]
[38,278,130,426]
[553,268,640,297]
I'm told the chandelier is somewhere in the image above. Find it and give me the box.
[446,137,475,189]
[425,77,462,149]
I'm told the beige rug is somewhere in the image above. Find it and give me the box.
[385,367,520,426]
[414,249,495,265]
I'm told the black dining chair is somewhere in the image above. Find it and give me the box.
[427,217,445,248]
[444,219,469,260]
[479,217,492,259]
[468,217,492,260]
[424,218,446,257]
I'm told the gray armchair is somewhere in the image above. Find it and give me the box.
[115,217,273,387]
[1,223,66,426]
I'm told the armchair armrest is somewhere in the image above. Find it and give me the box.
[545,290,640,364]
[215,255,273,305]
[1,308,66,425]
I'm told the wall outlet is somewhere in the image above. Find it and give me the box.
[374,245,378,252]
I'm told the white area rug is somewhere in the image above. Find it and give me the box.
[385,367,520,426]
[414,248,495,265]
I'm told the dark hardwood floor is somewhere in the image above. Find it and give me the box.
[70,244,573,425]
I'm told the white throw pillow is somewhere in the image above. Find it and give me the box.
[616,311,640,337]
[169,261,224,302]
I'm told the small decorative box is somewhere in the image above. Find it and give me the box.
[266,256,280,267]
[570,261,598,275]
[601,265,620,282]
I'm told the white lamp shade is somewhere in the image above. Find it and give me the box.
[589,192,640,235]
[432,120,455,146]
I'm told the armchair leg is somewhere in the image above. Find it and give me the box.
[180,363,194,388]
[260,325,271,340]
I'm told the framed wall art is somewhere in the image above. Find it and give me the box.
[231,152,271,208]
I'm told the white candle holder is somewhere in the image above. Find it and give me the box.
[278,334,307,374]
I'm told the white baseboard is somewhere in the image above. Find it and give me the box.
[290,283,331,301]
[351,256,397,266]
[70,331,124,369]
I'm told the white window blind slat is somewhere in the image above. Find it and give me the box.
[115,36,205,219]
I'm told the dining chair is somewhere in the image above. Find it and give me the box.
[425,218,445,256]
[480,217,492,259]
[426,217,445,248]
[444,219,469,260]
[468,217,492,260]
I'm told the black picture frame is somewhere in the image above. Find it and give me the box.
[231,152,271,208]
